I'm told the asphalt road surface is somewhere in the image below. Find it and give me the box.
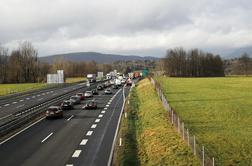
[0,84,131,166]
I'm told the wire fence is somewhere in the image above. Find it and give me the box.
[149,77,215,166]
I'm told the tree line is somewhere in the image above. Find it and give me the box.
[0,42,113,83]
[164,48,225,77]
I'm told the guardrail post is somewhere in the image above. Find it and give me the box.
[212,157,215,166]
[202,146,205,166]
[187,129,189,146]
[193,135,196,155]
[171,110,174,125]
[182,122,185,140]
[177,117,180,133]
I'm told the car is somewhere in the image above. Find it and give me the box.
[84,91,93,98]
[82,101,97,110]
[112,84,119,89]
[92,89,99,95]
[46,106,63,119]
[70,95,81,105]
[121,79,126,84]
[60,100,74,110]
[126,78,132,86]
[97,85,103,90]
[76,93,85,100]
[104,88,112,94]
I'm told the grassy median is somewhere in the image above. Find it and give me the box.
[114,78,199,166]
[156,76,252,165]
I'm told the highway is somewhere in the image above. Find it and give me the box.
[0,83,130,166]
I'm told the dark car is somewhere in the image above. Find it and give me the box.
[70,96,81,105]
[97,85,103,90]
[92,89,99,95]
[60,100,74,110]
[82,101,97,110]
[76,93,85,100]
[104,88,112,94]
[46,106,63,119]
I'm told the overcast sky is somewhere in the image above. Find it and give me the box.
[1,0,252,57]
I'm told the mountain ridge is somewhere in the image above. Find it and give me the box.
[39,52,159,64]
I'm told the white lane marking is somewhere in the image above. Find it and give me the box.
[52,93,57,96]
[26,98,30,100]
[67,115,74,121]
[32,96,36,98]
[42,93,45,95]
[37,94,40,97]
[12,101,17,104]
[91,124,97,128]
[86,131,93,136]
[98,114,103,118]
[0,106,2,108]
[41,132,54,143]
[72,150,82,158]
[101,111,106,114]
[95,119,100,123]
[0,117,45,145]
[104,107,108,110]
[4,104,10,106]
[106,104,109,107]
[16,104,25,109]
[108,102,111,104]
[80,139,88,145]
[0,114,12,120]
[66,165,73,166]
[19,99,24,102]
[37,98,44,101]
[46,92,50,94]
[50,91,54,93]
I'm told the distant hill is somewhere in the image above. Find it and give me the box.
[226,46,252,58]
[39,52,159,64]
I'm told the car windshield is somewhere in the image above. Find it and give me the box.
[64,101,70,105]
[86,91,92,93]
[71,97,78,100]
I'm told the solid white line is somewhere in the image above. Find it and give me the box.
[41,132,53,143]
[98,114,103,118]
[86,131,93,136]
[72,150,82,158]
[91,124,97,128]
[0,117,45,145]
[16,104,25,109]
[80,139,88,145]
[95,119,100,123]
[0,114,12,120]
[67,115,74,121]
[101,111,106,114]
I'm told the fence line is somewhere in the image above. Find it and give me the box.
[149,77,215,166]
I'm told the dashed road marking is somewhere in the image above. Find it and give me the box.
[104,107,108,110]
[67,115,74,121]
[101,111,106,114]
[66,164,73,166]
[41,132,53,143]
[42,93,45,95]
[19,99,24,102]
[4,104,10,107]
[16,104,25,109]
[80,139,88,145]
[98,114,103,118]
[91,124,97,128]
[86,131,93,136]
[72,150,82,158]
[106,104,109,107]
[37,98,44,101]
[95,119,100,123]
[26,98,30,100]
[37,95,40,97]
[32,96,36,98]
[12,101,17,104]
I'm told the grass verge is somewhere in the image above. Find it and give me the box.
[65,77,86,83]
[114,78,199,166]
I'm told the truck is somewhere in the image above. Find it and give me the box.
[87,74,96,83]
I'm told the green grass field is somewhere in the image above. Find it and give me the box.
[0,83,48,96]
[156,76,252,165]
[65,77,86,83]
[114,79,199,166]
